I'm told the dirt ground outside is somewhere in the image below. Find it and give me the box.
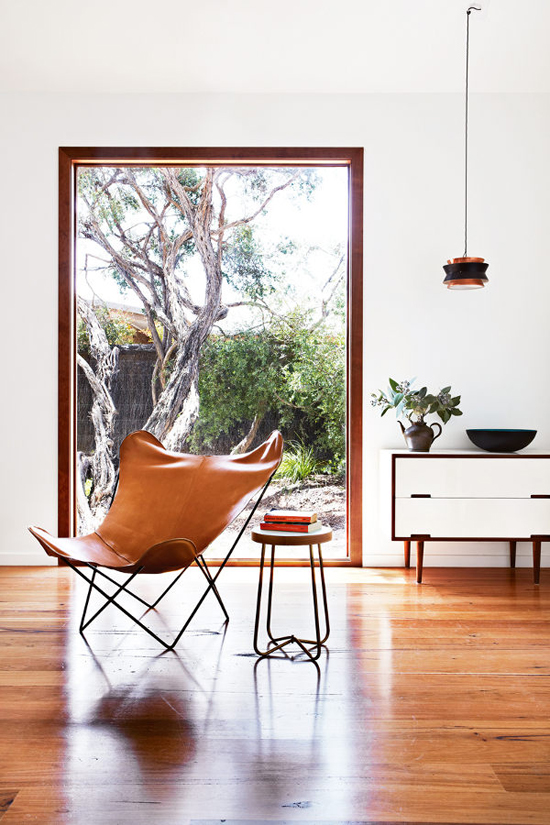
[208,475,346,561]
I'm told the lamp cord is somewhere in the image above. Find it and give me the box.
[465,6,481,258]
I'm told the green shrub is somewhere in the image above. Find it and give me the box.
[189,321,345,467]
[275,441,324,483]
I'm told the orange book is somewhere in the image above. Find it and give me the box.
[259,521,322,533]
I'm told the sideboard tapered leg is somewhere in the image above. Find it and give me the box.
[416,541,424,584]
[404,540,411,569]
[510,541,517,569]
[532,540,541,585]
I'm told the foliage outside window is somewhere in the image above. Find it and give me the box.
[76,165,347,534]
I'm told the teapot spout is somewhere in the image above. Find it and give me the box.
[398,420,405,435]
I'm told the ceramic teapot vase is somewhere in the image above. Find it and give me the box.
[398,419,442,452]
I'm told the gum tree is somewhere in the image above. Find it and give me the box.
[77,166,317,524]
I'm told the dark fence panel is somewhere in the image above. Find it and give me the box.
[77,345,322,458]
[77,345,157,457]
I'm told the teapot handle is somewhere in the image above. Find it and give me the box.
[430,422,443,442]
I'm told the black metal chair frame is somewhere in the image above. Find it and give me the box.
[67,473,275,651]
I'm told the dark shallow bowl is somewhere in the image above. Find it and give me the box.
[466,429,537,453]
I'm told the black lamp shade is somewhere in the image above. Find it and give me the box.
[443,257,489,290]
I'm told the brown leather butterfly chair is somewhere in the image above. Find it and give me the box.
[29,429,283,650]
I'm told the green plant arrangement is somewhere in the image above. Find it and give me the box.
[371,379,462,424]
[371,378,463,452]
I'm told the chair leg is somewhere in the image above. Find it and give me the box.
[94,566,153,609]
[80,564,145,632]
[67,560,231,650]
[97,565,188,612]
[64,474,279,651]
[150,567,187,609]
[196,556,229,622]
[210,473,276,587]
[165,559,228,651]
[66,560,222,651]
[79,566,97,632]
[67,561,176,649]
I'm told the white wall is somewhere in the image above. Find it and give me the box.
[1,92,549,565]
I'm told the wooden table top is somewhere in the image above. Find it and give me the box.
[250,524,333,545]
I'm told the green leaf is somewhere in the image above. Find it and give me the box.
[441,386,451,394]
[388,378,399,392]
[451,408,463,416]
[381,406,390,417]
[418,387,427,398]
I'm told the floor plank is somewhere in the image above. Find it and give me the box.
[0,566,549,823]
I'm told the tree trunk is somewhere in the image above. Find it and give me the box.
[76,299,119,531]
[144,326,202,447]
[76,452,95,536]
[231,407,266,455]
[77,167,301,470]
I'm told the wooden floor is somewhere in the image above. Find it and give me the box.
[1,565,549,824]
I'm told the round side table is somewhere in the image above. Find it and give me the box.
[250,525,332,662]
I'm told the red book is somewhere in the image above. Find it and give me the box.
[263,509,317,524]
[259,521,322,533]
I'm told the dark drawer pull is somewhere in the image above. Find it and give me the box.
[531,494,550,499]
[411,494,431,498]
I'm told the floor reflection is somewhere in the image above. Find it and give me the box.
[61,622,231,803]
[3,565,550,822]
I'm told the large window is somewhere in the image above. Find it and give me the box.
[59,148,363,565]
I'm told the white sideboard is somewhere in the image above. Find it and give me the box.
[381,450,550,583]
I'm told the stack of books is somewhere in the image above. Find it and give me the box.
[259,509,322,533]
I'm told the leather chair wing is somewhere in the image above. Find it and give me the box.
[28,429,283,650]
[29,429,283,570]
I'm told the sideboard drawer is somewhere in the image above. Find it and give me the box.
[395,457,550,499]
[395,497,550,539]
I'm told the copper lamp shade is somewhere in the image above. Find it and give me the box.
[443,256,489,290]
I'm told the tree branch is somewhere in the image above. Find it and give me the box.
[212,171,300,235]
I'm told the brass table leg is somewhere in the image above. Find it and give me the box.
[317,542,331,643]
[252,543,267,656]
[253,541,330,662]
[265,544,291,647]
[293,543,330,649]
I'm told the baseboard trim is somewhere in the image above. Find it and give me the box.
[364,552,547,568]
[0,553,57,566]
[1,551,545,569]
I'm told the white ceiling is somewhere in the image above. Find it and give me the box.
[1,0,549,94]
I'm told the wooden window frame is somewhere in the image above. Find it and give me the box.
[58,147,363,566]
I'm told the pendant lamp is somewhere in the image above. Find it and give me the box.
[443,5,489,290]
